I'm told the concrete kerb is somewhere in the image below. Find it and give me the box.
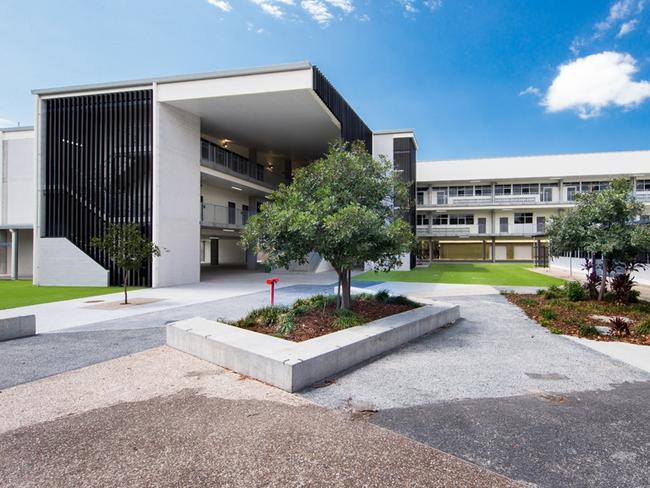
[167,303,460,392]
[0,315,36,341]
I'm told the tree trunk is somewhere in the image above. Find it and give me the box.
[598,257,607,302]
[339,269,351,310]
[123,270,129,305]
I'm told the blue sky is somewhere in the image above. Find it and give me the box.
[1,0,649,160]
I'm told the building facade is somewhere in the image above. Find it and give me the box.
[29,62,416,288]
[416,151,650,264]
[0,126,35,280]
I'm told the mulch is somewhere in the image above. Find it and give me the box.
[505,294,650,346]
[247,300,417,342]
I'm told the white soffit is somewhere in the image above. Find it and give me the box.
[417,151,650,183]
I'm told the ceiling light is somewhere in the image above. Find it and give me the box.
[231,186,243,191]
[222,229,235,232]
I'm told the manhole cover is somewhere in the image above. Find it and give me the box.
[525,372,569,380]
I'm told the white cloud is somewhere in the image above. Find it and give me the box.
[423,0,442,11]
[250,0,289,18]
[301,0,333,24]
[398,0,418,14]
[543,51,650,119]
[519,86,542,97]
[207,0,232,12]
[325,0,354,13]
[617,18,639,36]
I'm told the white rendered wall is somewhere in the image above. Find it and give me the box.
[218,239,246,265]
[153,102,201,287]
[1,133,35,226]
[37,238,109,286]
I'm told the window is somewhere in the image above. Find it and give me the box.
[449,214,474,225]
[449,186,474,197]
[474,185,492,196]
[242,204,249,225]
[416,214,430,226]
[540,185,555,202]
[514,212,533,224]
[494,184,512,195]
[431,214,448,225]
[581,181,609,192]
[228,202,236,225]
[513,184,539,195]
[416,188,427,205]
[636,179,650,192]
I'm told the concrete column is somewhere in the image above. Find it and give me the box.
[491,237,496,263]
[428,238,433,263]
[246,195,259,270]
[482,240,487,261]
[10,229,18,280]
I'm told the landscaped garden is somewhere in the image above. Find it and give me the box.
[355,262,566,287]
[0,280,125,310]
[506,281,650,345]
[230,291,420,342]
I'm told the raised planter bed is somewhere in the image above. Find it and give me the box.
[167,302,459,392]
[0,315,36,341]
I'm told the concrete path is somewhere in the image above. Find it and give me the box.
[566,336,650,373]
[300,294,650,487]
[0,347,521,488]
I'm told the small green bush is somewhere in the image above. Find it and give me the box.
[549,326,563,335]
[628,289,641,304]
[333,309,366,329]
[521,298,537,306]
[540,308,558,321]
[634,319,650,335]
[542,285,565,300]
[635,302,650,313]
[375,289,390,303]
[239,305,290,328]
[578,324,599,337]
[564,281,586,302]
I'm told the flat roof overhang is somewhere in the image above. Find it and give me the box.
[158,65,341,162]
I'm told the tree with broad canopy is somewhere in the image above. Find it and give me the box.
[241,140,416,310]
[547,178,650,301]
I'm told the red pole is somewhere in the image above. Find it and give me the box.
[271,282,275,305]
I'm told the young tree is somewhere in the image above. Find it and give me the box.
[547,179,650,301]
[241,140,416,310]
[91,224,161,304]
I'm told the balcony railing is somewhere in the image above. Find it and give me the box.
[200,202,252,229]
[417,223,546,238]
[636,192,650,202]
[420,194,555,207]
[200,139,285,188]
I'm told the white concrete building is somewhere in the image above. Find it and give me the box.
[0,126,35,279]
[416,151,650,266]
[29,62,416,287]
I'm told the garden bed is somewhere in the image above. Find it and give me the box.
[230,292,420,342]
[506,290,650,346]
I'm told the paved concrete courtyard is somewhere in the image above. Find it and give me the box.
[1,271,649,487]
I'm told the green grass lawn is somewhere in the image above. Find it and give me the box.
[0,280,126,310]
[355,263,566,287]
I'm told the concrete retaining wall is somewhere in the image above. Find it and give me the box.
[0,315,36,341]
[167,303,460,392]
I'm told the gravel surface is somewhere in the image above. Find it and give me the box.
[371,381,650,488]
[300,294,650,409]
[0,347,520,488]
[0,328,165,389]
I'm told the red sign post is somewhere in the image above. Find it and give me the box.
[266,277,279,305]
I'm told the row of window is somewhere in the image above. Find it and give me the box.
[416,212,537,226]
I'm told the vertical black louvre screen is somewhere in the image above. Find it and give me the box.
[44,90,153,286]
[312,67,373,153]
[394,137,417,269]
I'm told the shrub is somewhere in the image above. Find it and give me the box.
[634,319,650,335]
[628,289,641,304]
[610,273,636,304]
[540,308,558,321]
[564,281,586,302]
[333,309,366,329]
[276,312,296,336]
[608,316,630,336]
[542,285,565,300]
[549,326,563,335]
[584,271,604,300]
[578,324,599,337]
[239,306,290,328]
[375,289,391,303]
[386,295,419,306]
[521,298,537,306]
[635,302,650,314]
